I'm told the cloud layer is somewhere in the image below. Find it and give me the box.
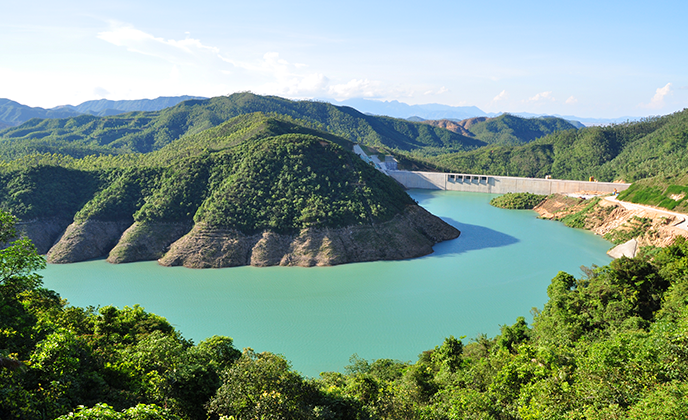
[640,83,673,109]
[96,24,395,101]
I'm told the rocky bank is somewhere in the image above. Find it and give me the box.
[159,205,459,268]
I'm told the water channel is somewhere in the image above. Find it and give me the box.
[41,190,613,377]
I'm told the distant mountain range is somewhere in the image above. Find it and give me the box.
[1,95,641,129]
[321,97,640,127]
[0,96,205,126]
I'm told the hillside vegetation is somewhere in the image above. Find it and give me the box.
[419,114,579,146]
[489,192,547,209]
[428,108,688,182]
[617,172,688,213]
[466,114,579,145]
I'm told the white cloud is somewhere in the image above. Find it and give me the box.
[98,25,220,65]
[424,86,449,95]
[93,87,110,98]
[327,79,382,99]
[527,91,555,102]
[565,96,578,104]
[640,83,673,109]
[493,90,509,101]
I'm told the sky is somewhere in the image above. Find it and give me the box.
[2,0,687,118]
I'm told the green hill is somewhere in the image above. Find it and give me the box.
[467,114,579,145]
[429,109,688,182]
[0,114,459,267]
[0,93,484,159]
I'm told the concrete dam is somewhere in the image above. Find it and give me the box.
[387,170,630,195]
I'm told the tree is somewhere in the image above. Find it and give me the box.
[0,212,45,295]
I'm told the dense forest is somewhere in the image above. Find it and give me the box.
[2,210,688,419]
[459,114,579,146]
[3,94,687,185]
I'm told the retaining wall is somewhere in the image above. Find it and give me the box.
[388,171,630,195]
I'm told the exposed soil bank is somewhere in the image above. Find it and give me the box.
[47,220,132,263]
[534,194,688,257]
[107,222,193,263]
[159,206,459,268]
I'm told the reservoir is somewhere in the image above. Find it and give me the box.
[41,190,612,377]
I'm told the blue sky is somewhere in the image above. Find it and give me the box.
[2,0,687,118]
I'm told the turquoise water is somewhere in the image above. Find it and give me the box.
[40,190,612,377]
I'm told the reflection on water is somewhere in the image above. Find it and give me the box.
[41,190,612,377]
[434,218,519,256]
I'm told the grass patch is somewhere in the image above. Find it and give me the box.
[489,192,547,210]
[558,197,601,228]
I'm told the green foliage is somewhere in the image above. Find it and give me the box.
[490,192,547,209]
[2,202,688,419]
[0,165,103,219]
[207,348,324,420]
[195,133,415,233]
[469,114,578,146]
[54,403,182,420]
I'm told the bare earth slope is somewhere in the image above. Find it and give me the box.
[159,205,459,268]
[534,194,688,253]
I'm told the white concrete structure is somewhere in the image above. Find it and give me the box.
[388,170,630,195]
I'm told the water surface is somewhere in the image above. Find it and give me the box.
[41,190,612,376]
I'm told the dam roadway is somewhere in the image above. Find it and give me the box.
[387,170,630,196]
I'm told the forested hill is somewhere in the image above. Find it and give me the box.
[429,108,688,182]
[421,114,579,146]
[466,114,579,145]
[0,92,485,160]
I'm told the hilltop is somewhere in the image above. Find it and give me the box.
[419,114,579,146]
[0,113,459,268]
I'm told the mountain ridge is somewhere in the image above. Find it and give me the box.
[0,95,206,127]
[0,93,486,158]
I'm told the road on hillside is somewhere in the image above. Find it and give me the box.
[604,196,688,231]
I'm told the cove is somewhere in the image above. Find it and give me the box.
[40,190,613,377]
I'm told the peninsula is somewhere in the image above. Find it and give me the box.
[3,113,459,268]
